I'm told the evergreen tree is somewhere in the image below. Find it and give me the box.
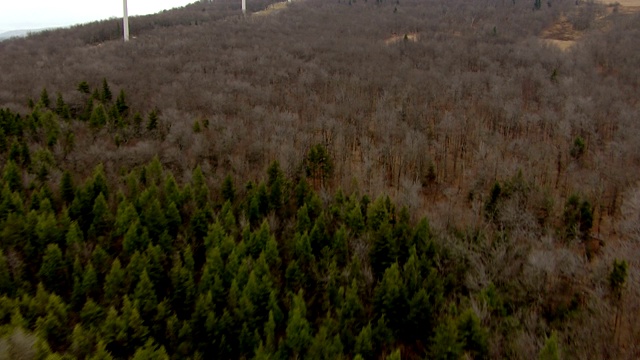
[170,254,196,319]
[89,104,108,130]
[307,317,344,360]
[133,270,158,319]
[0,250,14,295]
[354,324,374,359]
[114,200,138,237]
[35,293,70,349]
[141,198,166,241]
[165,201,181,239]
[345,203,365,236]
[60,170,75,204]
[457,309,488,359]
[132,339,169,360]
[123,220,150,256]
[80,298,105,327]
[373,263,407,337]
[305,144,333,187]
[370,222,396,279]
[115,89,128,116]
[70,324,93,359]
[101,78,112,102]
[104,258,125,306]
[40,88,50,108]
[89,341,115,360]
[77,81,90,94]
[3,160,21,192]
[20,141,30,167]
[221,174,236,203]
[191,291,216,354]
[81,262,100,301]
[286,291,312,357]
[538,331,560,360]
[38,244,67,295]
[267,160,284,211]
[0,127,6,154]
[430,317,463,360]
[55,93,70,119]
[146,109,159,132]
[89,192,112,239]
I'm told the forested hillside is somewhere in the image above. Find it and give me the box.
[0,0,639,358]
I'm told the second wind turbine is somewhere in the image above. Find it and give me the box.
[123,0,130,41]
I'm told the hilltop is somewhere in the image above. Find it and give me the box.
[0,0,639,358]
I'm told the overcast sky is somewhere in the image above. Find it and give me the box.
[0,0,196,32]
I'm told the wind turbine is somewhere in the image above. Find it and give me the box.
[242,0,247,15]
[123,0,130,41]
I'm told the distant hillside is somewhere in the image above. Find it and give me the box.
[0,29,36,40]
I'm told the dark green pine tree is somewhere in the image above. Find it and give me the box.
[71,257,86,308]
[430,317,463,360]
[345,202,365,236]
[165,201,181,239]
[114,200,138,237]
[123,220,150,257]
[89,104,108,130]
[35,292,70,350]
[89,192,112,240]
[534,0,542,10]
[115,89,128,116]
[55,93,70,119]
[80,97,94,122]
[38,244,68,295]
[101,78,112,102]
[286,291,312,358]
[370,222,397,280]
[70,323,94,359]
[104,258,125,306]
[307,316,344,359]
[3,160,21,192]
[0,250,14,295]
[90,164,109,201]
[141,198,167,241]
[305,144,333,187]
[0,127,6,154]
[65,222,84,262]
[191,291,216,354]
[40,88,50,108]
[60,170,75,204]
[247,220,270,259]
[170,254,196,319]
[373,263,408,338]
[20,142,30,167]
[267,160,284,211]
[77,81,91,94]
[80,298,105,328]
[457,309,489,359]
[221,174,236,203]
[354,323,374,359]
[146,109,159,132]
[133,269,158,319]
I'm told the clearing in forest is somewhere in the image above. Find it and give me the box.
[253,1,290,17]
[540,15,580,50]
[384,32,419,45]
[541,0,640,50]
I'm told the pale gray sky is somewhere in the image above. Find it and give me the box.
[0,0,196,32]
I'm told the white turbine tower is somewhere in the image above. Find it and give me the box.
[242,0,247,15]
[123,0,130,41]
